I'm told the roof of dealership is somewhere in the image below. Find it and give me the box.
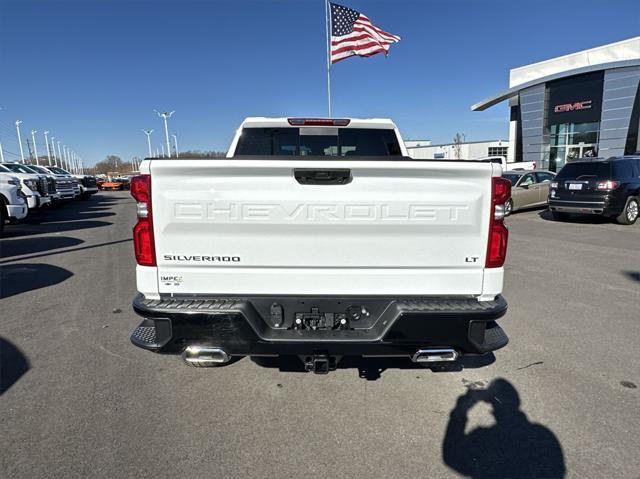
[472,36,640,111]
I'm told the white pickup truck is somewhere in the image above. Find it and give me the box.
[130,118,511,373]
[482,156,537,171]
[0,173,28,236]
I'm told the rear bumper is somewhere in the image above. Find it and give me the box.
[548,197,622,216]
[130,294,508,357]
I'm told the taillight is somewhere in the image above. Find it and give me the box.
[130,175,156,266]
[486,177,511,268]
[596,180,619,190]
[549,181,558,189]
[287,118,351,126]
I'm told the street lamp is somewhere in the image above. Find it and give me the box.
[172,134,179,158]
[142,129,153,158]
[154,110,174,159]
[63,145,68,171]
[51,137,57,166]
[44,131,52,165]
[56,141,63,169]
[31,130,40,165]
[15,120,25,163]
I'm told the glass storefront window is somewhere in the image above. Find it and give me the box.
[546,121,600,171]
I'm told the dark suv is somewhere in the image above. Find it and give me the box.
[548,156,640,225]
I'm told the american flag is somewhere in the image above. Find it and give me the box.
[330,2,401,64]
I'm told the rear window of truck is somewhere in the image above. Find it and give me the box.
[556,161,632,180]
[234,127,402,157]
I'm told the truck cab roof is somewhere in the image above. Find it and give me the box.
[240,117,399,129]
[229,117,407,158]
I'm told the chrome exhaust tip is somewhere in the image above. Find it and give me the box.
[411,348,459,363]
[182,346,230,364]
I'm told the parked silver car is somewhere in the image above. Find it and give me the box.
[502,170,556,215]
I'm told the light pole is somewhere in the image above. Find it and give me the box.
[15,120,25,163]
[51,137,57,166]
[142,129,153,158]
[155,147,159,158]
[31,130,40,165]
[63,146,68,171]
[160,143,165,158]
[57,141,63,169]
[154,110,174,159]
[172,134,179,158]
[44,131,52,165]
[0,141,4,162]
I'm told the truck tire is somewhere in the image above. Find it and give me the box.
[551,211,570,221]
[616,197,639,225]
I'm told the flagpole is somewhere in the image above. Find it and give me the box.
[325,0,332,117]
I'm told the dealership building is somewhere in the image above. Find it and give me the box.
[406,139,509,160]
[472,36,640,171]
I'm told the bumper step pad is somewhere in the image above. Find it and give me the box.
[130,318,172,350]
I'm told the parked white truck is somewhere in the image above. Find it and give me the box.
[0,163,52,209]
[0,173,28,236]
[130,118,511,373]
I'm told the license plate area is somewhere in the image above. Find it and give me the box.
[250,297,393,331]
[568,183,583,190]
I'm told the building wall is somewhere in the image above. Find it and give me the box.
[598,66,640,157]
[518,84,546,164]
[404,140,432,148]
[406,140,509,160]
[509,65,640,165]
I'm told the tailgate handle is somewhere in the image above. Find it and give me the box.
[294,169,352,185]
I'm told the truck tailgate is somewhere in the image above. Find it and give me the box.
[150,159,494,296]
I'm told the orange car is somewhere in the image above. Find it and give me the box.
[101,178,130,190]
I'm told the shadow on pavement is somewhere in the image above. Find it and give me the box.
[442,378,565,478]
[72,211,117,219]
[0,236,84,259]
[538,209,612,224]
[2,193,129,239]
[251,353,495,380]
[0,338,30,395]
[0,238,132,264]
[1,220,112,238]
[0,263,73,299]
[623,271,640,283]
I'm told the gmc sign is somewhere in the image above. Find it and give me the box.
[554,100,592,113]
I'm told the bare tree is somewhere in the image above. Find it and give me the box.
[93,155,136,175]
[452,133,466,160]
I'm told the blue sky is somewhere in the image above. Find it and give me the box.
[0,0,638,165]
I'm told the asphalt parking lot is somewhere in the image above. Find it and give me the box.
[1,191,638,478]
